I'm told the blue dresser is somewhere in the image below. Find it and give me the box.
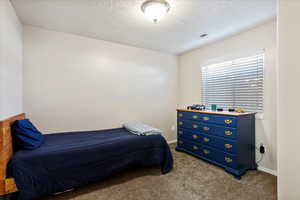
[176,109,257,179]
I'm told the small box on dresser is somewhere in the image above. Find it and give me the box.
[176,109,257,179]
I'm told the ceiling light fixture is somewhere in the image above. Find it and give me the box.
[141,0,171,23]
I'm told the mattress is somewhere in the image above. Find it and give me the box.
[8,128,173,200]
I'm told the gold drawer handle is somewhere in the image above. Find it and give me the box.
[224,144,233,149]
[203,117,210,121]
[192,124,198,129]
[192,115,198,119]
[203,137,210,142]
[203,149,210,155]
[225,157,233,163]
[193,145,198,150]
[179,121,183,125]
[224,119,233,124]
[192,135,198,139]
[178,113,183,117]
[203,127,210,131]
[178,130,183,135]
[224,130,233,136]
[178,140,183,144]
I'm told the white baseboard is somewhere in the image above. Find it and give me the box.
[167,139,177,144]
[258,166,277,176]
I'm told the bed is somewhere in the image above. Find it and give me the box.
[0,114,173,200]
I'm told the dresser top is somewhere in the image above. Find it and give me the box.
[177,109,256,117]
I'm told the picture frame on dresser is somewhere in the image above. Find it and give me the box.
[176,109,257,179]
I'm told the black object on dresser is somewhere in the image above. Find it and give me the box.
[176,109,257,179]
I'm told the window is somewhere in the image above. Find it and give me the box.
[202,54,264,113]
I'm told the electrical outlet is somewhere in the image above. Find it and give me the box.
[171,125,176,131]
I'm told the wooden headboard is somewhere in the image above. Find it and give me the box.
[0,113,25,196]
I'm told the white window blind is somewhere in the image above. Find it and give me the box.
[202,54,264,113]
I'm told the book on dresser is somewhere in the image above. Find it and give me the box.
[176,108,257,179]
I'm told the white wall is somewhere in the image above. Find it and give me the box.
[23,26,178,141]
[0,0,23,120]
[277,1,300,199]
[178,20,277,173]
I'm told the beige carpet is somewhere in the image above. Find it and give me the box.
[43,144,277,200]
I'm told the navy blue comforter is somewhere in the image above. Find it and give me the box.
[8,128,173,200]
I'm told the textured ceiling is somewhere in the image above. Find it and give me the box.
[12,0,276,54]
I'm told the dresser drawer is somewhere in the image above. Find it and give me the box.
[215,126,237,140]
[178,111,202,121]
[198,133,237,154]
[218,152,238,169]
[178,112,237,127]
[218,139,237,154]
[177,138,216,159]
[178,138,238,169]
[213,115,237,127]
[201,145,238,169]
[178,112,218,124]
[178,128,202,143]
[198,114,237,127]
[200,145,216,160]
[178,120,218,135]
[177,120,202,132]
[177,138,202,155]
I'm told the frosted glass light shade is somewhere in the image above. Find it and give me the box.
[141,0,170,23]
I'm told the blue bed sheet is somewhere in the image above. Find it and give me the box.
[8,128,173,200]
